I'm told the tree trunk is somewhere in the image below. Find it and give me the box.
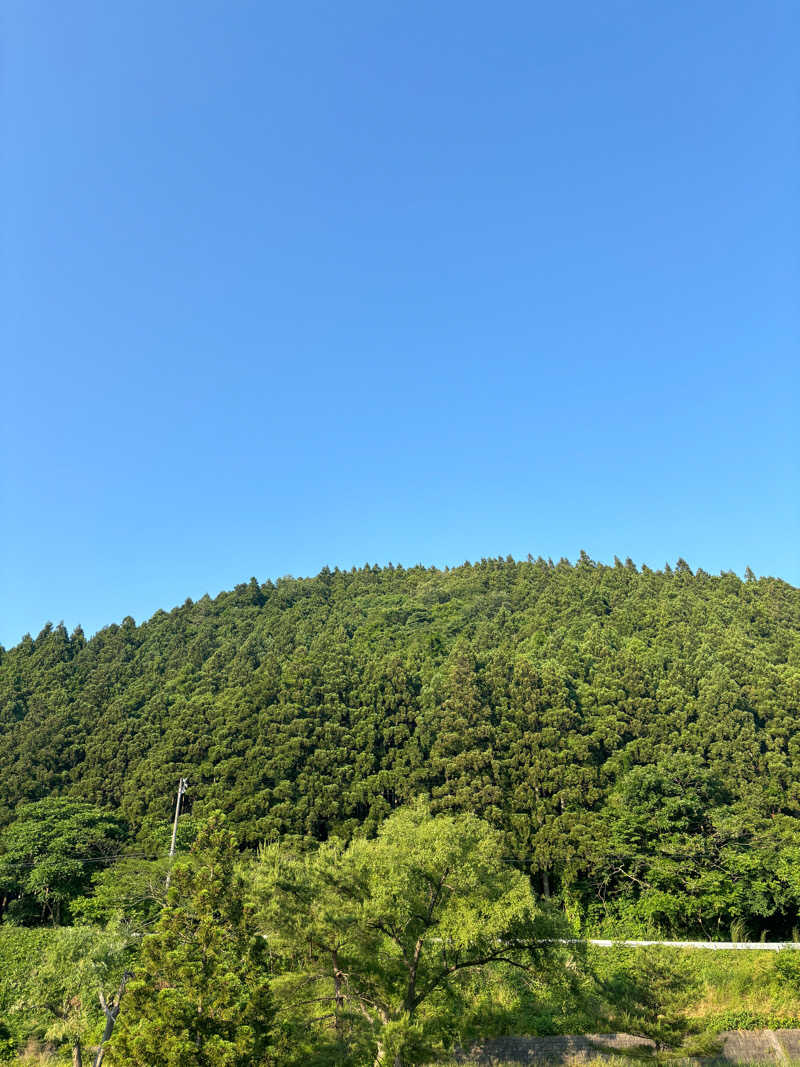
[332,952,344,1043]
[93,972,131,1067]
[73,1039,83,1067]
[542,870,550,898]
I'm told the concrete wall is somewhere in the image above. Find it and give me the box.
[457,1029,800,1064]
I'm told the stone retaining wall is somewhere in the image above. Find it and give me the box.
[456,1029,800,1064]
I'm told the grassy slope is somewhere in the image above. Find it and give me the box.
[455,949,800,1043]
[448,952,800,1066]
[686,950,800,1031]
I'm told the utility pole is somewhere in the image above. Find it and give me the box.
[165,777,188,889]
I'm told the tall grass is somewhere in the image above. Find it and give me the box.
[451,947,800,1044]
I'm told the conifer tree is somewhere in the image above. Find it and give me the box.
[108,813,274,1067]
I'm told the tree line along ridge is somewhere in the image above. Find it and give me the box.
[2,553,799,937]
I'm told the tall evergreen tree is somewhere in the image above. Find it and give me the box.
[108,813,274,1067]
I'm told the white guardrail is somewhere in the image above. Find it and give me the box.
[566,939,800,951]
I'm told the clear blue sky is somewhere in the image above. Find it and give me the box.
[3,1,798,647]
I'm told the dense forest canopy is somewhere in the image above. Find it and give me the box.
[2,553,800,937]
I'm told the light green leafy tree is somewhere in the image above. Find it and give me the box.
[73,814,199,935]
[0,799,127,925]
[107,813,274,1067]
[72,856,170,935]
[0,925,130,1066]
[254,799,568,1066]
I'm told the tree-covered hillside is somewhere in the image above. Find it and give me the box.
[2,554,800,936]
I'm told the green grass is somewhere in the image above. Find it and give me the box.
[681,949,800,1030]
[448,946,800,1047]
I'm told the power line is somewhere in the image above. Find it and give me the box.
[0,851,164,869]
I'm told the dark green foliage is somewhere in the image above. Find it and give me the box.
[1,557,800,934]
[0,1023,13,1062]
[774,949,800,994]
[107,812,274,1067]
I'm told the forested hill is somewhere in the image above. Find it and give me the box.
[3,554,800,934]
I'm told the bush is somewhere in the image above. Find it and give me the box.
[0,1022,15,1062]
[774,950,800,995]
[598,947,700,1049]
